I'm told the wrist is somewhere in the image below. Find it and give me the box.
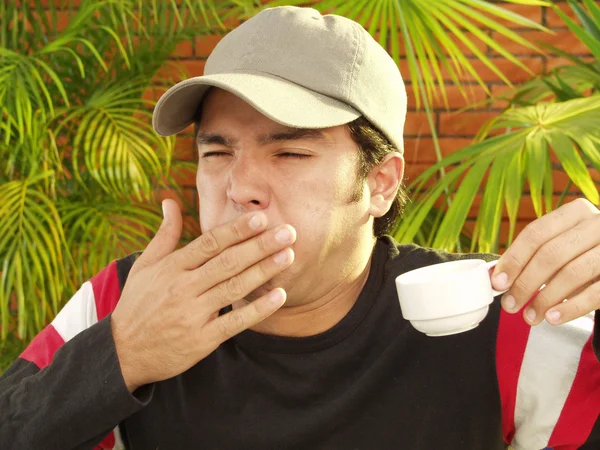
[110,313,144,393]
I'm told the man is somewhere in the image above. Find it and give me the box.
[1,6,598,450]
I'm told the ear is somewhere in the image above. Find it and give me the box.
[367,152,405,218]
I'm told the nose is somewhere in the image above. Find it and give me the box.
[226,155,270,212]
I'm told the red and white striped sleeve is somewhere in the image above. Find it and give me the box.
[0,255,145,450]
[20,260,126,449]
[496,300,600,449]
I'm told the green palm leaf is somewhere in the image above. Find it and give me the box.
[56,79,175,201]
[0,0,243,346]
[59,198,163,284]
[401,96,600,252]
[0,173,68,340]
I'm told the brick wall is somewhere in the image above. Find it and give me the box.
[52,1,600,249]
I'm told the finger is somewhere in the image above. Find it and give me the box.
[172,211,269,270]
[544,280,600,325]
[202,288,286,345]
[523,244,600,325]
[491,198,598,293]
[192,224,296,295]
[201,247,294,314]
[502,215,600,315]
[133,199,182,273]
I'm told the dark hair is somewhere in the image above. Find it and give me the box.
[347,116,408,237]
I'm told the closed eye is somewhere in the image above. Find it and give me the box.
[201,151,231,158]
[200,152,312,159]
[278,153,312,159]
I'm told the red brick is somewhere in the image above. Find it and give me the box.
[174,136,197,161]
[404,112,431,137]
[43,10,71,32]
[170,162,197,187]
[218,12,242,29]
[397,59,411,80]
[142,86,167,104]
[402,163,443,189]
[403,137,474,164]
[39,0,81,6]
[179,60,206,77]
[492,29,589,55]
[9,13,33,33]
[545,55,595,71]
[181,123,195,135]
[552,168,599,193]
[498,219,533,244]
[406,84,488,110]
[174,40,194,58]
[482,3,543,29]
[196,34,224,57]
[155,188,196,210]
[155,60,205,84]
[439,111,499,136]
[489,84,515,109]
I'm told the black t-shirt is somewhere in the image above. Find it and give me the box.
[2,237,599,450]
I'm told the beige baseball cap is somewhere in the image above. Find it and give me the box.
[152,6,407,153]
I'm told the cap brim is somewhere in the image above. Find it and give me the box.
[152,71,361,136]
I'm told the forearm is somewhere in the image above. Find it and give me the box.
[0,316,152,450]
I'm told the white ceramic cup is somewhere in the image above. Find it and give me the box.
[395,259,508,337]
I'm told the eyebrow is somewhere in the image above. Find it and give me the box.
[196,133,234,148]
[258,128,327,145]
[196,128,327,148]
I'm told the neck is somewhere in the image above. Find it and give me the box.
[235,242,375,337]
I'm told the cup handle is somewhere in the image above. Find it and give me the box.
[484,260,509,297]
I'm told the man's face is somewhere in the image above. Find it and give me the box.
[195,88,376,305]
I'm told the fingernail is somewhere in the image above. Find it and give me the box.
[502,294,516,311]
[546,310,561,323]
[249,214,263,229]
[275,228,292,244]
[268,289,286,306]
[273,249,291,265]
[526,308,536,322]
[161,201,167,218]
[257,289,286,313]
[493,272,509,290]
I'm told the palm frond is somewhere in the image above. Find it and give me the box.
[55,78,175,201]
[0,0,243,343]
[398,96,600,252]
[0,173,68,340]
[59,198,163,284]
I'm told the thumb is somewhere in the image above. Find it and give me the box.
[134,199,183,271]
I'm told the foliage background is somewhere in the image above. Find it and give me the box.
[0,0,599,372]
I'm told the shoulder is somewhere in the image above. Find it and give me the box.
[88,252,142,320]
[19,252,142,368]
[51,252,142,340]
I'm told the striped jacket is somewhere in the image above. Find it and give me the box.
[0,239,598,449]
